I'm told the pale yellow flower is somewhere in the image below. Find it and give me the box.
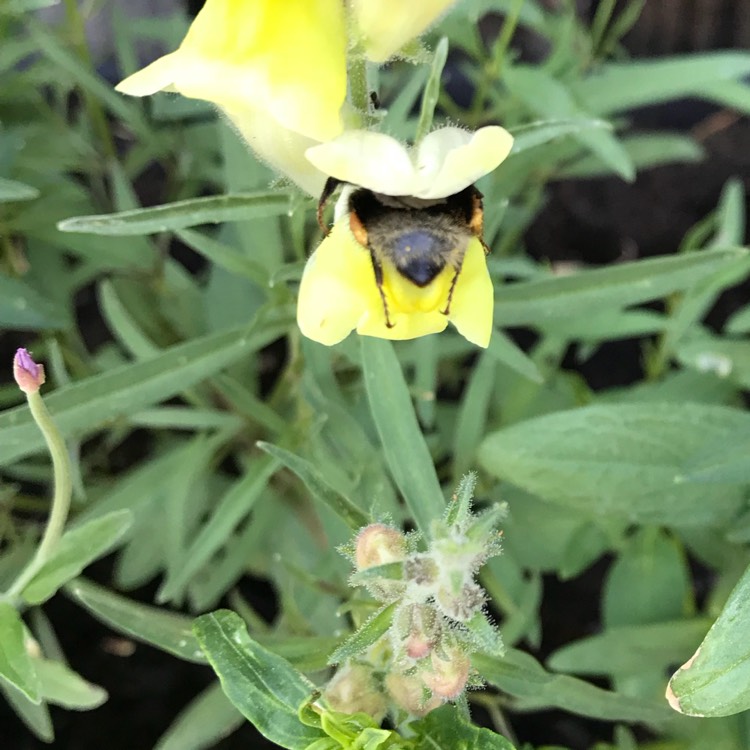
[349,0,459,62]
[116,0,347,194]
[297,126,513,348]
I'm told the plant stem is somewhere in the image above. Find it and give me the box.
[4,391,73,602]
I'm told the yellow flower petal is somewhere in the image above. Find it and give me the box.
[117,0,346,142]
[447,238,494,348]
[297,222,379,346]
[350,0,458,62]
[297,220,493,347]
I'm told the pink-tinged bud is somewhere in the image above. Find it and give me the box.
[13,348,45,394]
[324,664,387,720]
[355,523,406,570]
[403,605,439,660]
[422,648,471,700]
[385,672,442,717]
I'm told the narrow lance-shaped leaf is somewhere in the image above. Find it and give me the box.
[0,603,41,703]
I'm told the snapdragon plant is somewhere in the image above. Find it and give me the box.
[2,1,750,748]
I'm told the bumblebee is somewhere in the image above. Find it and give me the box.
[317,177,488,328]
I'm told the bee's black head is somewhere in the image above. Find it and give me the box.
[391,230,448,286]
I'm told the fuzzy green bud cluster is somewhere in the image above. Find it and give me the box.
[324,474,504,719]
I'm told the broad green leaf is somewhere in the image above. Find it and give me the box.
[361,338,444,534]
[677,426,750,485]
[667,562,750,717]
[154,682,243,750]
[64,578,207,664]
[22,510,133,605]
[193,610,324,749]
[494,247,746,326]
[35,659,107,709]
[256,635,342,673]
[328,603,398,665]
[0,176,39,202]
[257,442,369,531]
[603,528,692,627]
[479,403,748,525]
[475,649,672,725]
[0,602,40,703]
[0,678,52,742]
[547,619,712,676]
[0,275,66,330]
[0,312,291,465]
[413,704,517,749]
[58,191,294,235]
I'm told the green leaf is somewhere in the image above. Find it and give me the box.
[479,403,748,525]
[258,442,369,531]
[572,53,750,116]
[487,330,544,384]
[22,510,133,605]
[193,610,324,749]
[154,682,243,750]
[0,275,66,331]
[504,66,634,180]
[360,338,444,534]
[35,659,107,709]
[667,562,750,717]
[493,247,746,326]
[508,118,612,155]
[58,191,294,235]
[475,648,672,725]
[64,578,207,664]
[157,455,279,603]
[413,704,517,749]
[677,425,750,485]
[0,312,291,465]
[0,176,39,202]
[415,37,449,143]
[603,528,692,628]
[547,618,711,676]
[0,678,52,742]
[328,602,398,665]
[0,602,40,703]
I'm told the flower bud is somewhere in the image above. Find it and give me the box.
[355,524,406,570]
[324,663,386,720]
[402,604,439,660]
[435,580,485,622]
[385,672,441,717]
[422,647,471,700]
[13,348,45,394]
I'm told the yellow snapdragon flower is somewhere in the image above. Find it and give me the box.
[349,0,459,62]
[116,0,347,195]
[297,126,514,348]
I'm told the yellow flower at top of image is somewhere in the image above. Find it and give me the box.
[297,126,514,349]
[116,0,347,195]
[349,0,459,62]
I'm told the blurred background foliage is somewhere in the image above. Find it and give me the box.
[1,0,750,748]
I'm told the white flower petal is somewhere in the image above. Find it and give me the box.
[306,131,417,194]
[418,126,515,199]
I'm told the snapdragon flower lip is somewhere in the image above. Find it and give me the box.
[305,126,514,200]
[297,221,493,348]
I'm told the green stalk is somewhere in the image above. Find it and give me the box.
[4,391,73,602]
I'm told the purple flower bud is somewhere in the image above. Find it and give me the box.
[13,348,46,394]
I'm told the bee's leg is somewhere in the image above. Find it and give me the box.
[369,251,394,328]
[441,265,463,316]
[317,177,341,235]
